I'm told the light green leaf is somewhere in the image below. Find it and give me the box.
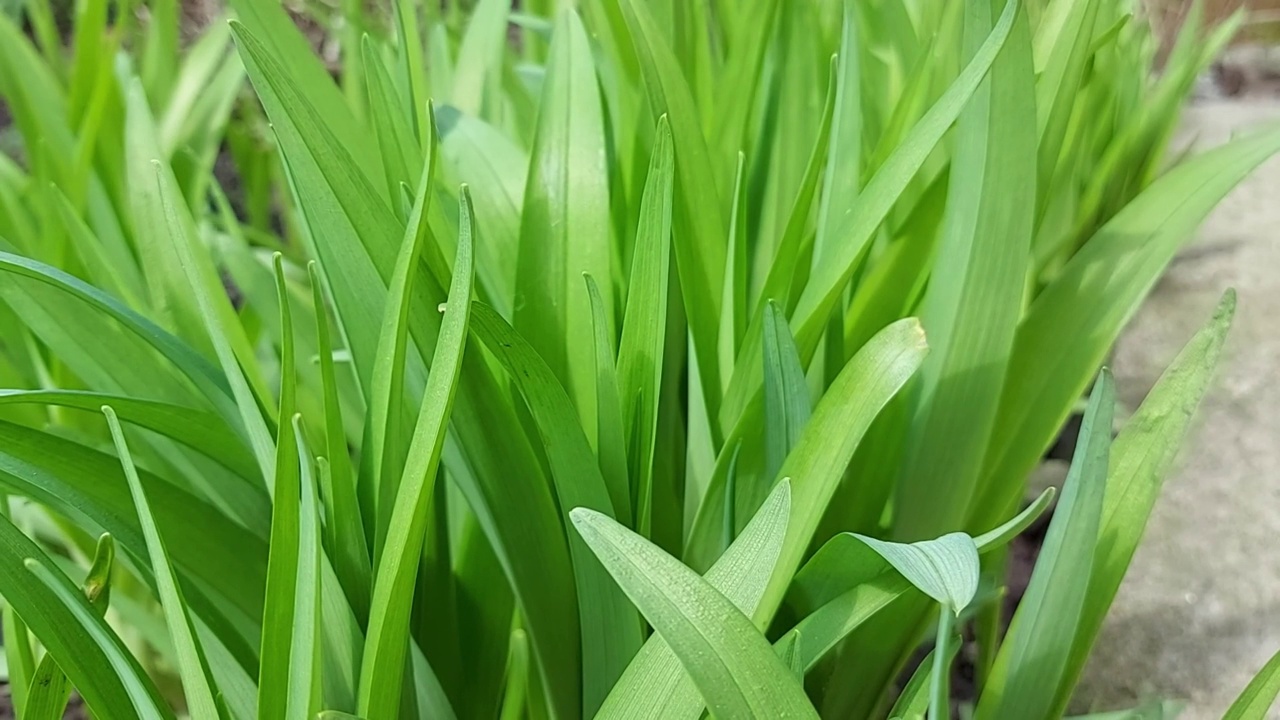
[309,263,371,620]
[470,300,643,714]
[977,127,1280,532]
[687,317,927,624]
[586,273,631,525]
[104,405,220,719]
[14,538,172,720]
[892,0,1036,539]
[762,300,811,492]
[498,629,530,720]
[362,35,421,204]
[571,490,818,720]
[451,0,510,116]
[0,389,259,482]
[720,0,1017,430]
[0,251,235,426]
[888,643,960,720]
[287,418,323,720]
[851,532,979,614]
[138,91,278,483]
[369,118,438,551]
[1052,291,1237,712]
[359,190,474,720]
[594,479,792,720]
[438,107,526,317]
[978,370,1114,720]
[1224,649,1280,720]
[226,0,382,185]
[616,117,674,536]
[514,7,613,442]
[259,253,303,720]
[617,0,726,423]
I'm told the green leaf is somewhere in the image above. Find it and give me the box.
[594,479,792,720]
[362,35,421,204]
[0,251,235,426]
[226,0,382,185]
[359,189,474,720]
[451,0,510,116]
[104,405,220,719]
[720,0,1017,429]
[259,253,303,720]
[571,491,818,720]
[0,420,268,653]
[514,8,613,441]
[892,0,1037,540]
[3,545,35,716]
[762,300,811,493]
[15,539,172,720]
[586,273,631,525]
[686,317,927,623]
[230,19,404,395]
[24,533,114,720]
[851,532,979,614]
[288,418,323,719]
[135,86,278,483]
[470,300,643,714]
[1052,291,1237,711]
[310,262,371,620]
[0,389,259,482]
[1224,648,1280,720]
[616,117,675,536]
[498,629,530,720]
[814,0,863,261]
[888,643,960,720]
[976,127,1280,532]
[781,489,1055,672]
[438,107,526,317]
[617,0,726,423]
[369,117,438,551]
[978,370,1114,720]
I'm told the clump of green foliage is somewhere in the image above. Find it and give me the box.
[0,0,1276,717]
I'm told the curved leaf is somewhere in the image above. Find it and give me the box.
[571,492,818,720]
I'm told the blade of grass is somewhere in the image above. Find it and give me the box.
[892,0,1036,540]
[1050,291,1236,712]
[104,406,220,719]
[761,300,811,497]
[1224,647,1280,720]
[586,274,631,525]
[977,371,1114,720]
[471,300,643,714]
[617,0,726,424]
[514,8,614,442]
[9,527,172,720]
[287,417,323,719]
[685,317,926,614]
[976,128,1280,532]
[369,114,439,553]
[594,480,791,720]
[571,493,818,719]
[309,263,371,620]
[362,35,422,205]
[720,0,1017,429]
[359,189,473,720]
[617,117,674,536]
[0,389,259,482]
